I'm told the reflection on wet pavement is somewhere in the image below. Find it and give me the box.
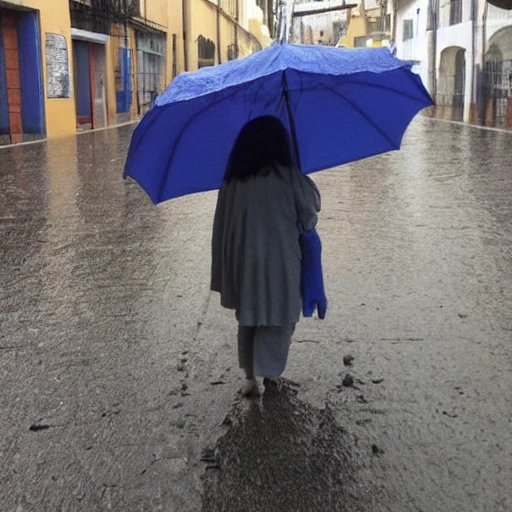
[203,378,377,512]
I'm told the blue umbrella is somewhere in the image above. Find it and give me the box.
[124,42,433,204]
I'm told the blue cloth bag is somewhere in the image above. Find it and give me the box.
[300,228,327,319]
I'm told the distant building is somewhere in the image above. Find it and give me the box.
[338,0,392,48]
[292,0,349,45]
[291,0,391,49]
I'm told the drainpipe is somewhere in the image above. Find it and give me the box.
[433,0,438,99]
[481,0,488,68]
[122,0,131,114]
[235,0,239,57]
[471,0,476,121]
[122,0,129,51]
[379,0,385,33]
[391,0,397,44]
[480,0,488,123]
[182,0,189,71]
[427,0,438,99]
[216,5,221,64]
[360,0,368,41]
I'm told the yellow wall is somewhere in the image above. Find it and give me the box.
[144,0,168,26]
[105,36,117,127]
[248,18,270,49]
[339,14,367,48]
[339,7,389,48]
[3,0,76,137]
[187,0,217,71]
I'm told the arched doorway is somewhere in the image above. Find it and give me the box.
[438,46,466,121]
[482,27,512,128]
[483,45,504,126]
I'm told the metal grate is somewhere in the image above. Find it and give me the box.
[136,31,166,114]
[69,0,164,35]
[482,59,512,128]
[198,35,215,68]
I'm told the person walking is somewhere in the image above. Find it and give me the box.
[211,116,321,396]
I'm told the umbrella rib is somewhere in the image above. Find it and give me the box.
[285,77,432,105]
[318,84,401,149]
[333,78,432,104]
[157,88,244,203]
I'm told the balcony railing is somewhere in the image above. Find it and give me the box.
[70,0,141,33]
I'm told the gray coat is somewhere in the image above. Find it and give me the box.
[211,165,320,326]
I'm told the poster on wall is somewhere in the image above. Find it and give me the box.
[46,33,71,99]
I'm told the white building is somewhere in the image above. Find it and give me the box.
[292,0,349,45]
[394,0,512,126]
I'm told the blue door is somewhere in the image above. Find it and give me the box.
[0,17,10,135]
[73,40,91,123]
[0,8,44,141]
[18,10,45,135]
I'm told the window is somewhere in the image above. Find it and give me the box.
[354,36,368,48]
[124,0,141,17]
[368,19,379,34]
[221,0,237,19]
[333,21,346,43]
[449,0,462,25]
[136,32,166,114]
[383,14,391,32]
[427,0,437,30]
[227,44,238,61]
[403,19,413,41]
[198,35,215,68]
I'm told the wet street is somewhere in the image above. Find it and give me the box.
[1,117,511,511]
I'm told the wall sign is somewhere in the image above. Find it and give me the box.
[45,33,71,98]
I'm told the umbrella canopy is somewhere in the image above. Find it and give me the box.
[124,42,433,204]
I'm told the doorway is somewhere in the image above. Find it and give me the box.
[73,39,107,130]
[0,10,22,143]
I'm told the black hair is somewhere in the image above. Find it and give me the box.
[224,116,293,181]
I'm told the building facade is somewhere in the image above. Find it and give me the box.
[0,0,75,144]
[394,0,512,128]
[0,0,272,145]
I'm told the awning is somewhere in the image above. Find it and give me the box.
[71,28,108,44]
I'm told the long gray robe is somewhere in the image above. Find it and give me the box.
[211,165,320,327]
